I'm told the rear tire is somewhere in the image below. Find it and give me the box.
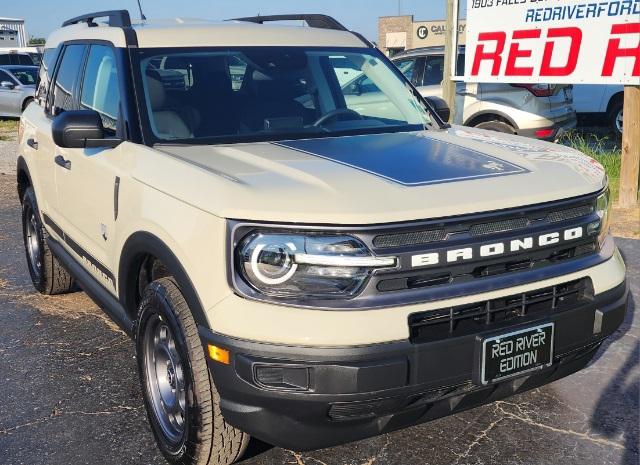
[136,277,249,465]
[607,100,623,138]
[474,120,516,134]
[21,187,75,295]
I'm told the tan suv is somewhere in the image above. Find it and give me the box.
[18,10,627,465]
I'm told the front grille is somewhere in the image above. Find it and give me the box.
[377,241,597,292]
[469,217,529,236]
[546,204,594,223]
[373,229,447,248]
[408,278,592,344]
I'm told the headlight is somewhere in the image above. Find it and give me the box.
[589,188,611,247]
[236,232,397,299]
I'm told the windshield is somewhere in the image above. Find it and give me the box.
[134,47,434,144]
[8,67,37,85]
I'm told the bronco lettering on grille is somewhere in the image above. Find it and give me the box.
[411,226,584,268]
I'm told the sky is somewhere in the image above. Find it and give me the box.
[1,0,464,42]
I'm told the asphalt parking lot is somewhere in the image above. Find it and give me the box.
[0,137,638,465]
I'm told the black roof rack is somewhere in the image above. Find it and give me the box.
[231,14,347,32]
[62,10,132,28]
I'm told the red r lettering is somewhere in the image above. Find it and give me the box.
[472,31,506,76]
[602,22,640,77]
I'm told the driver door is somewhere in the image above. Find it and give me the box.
[52,44,123,292]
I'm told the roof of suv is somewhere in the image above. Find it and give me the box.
[46,15,366,49]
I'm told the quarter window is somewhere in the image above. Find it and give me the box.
[50,44,86,114]
[81,45,120,133]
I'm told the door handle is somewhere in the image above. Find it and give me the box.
[54,155,71,170]
[27,138,38,150]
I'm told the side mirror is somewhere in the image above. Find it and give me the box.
[425,96,451,123]
[52,110,122,149]
[1,81,16,90]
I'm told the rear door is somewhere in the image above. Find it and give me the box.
[33,44,86,228]
[572,85,606,113]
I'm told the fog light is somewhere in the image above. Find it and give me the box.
[255,365,309,390]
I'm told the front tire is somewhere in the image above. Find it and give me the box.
[21,187,75,295]
[136,277,249,465]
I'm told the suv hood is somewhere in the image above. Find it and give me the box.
[148,126,606,224]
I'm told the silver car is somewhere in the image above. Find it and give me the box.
[0,65,37,117]
[391,47,577,141]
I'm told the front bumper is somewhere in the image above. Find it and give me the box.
[201,279,628,451]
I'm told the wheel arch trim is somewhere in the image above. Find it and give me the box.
[16,155,33,203]
[463,109,520,130]
[118,231,210,329]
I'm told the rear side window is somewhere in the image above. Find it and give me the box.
[423,56,445,86]
[16,54,34,65]
[80,45,120,133]
[421,54,466,86]
[50,45,86,114]
[395,58,418,84]
[0,55,10,65]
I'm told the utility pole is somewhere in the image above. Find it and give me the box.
[443,0,459,123]
[619,85,639,207]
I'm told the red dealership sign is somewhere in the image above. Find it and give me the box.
[464,0,640,84]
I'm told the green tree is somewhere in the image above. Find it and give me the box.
[28,37,46,46]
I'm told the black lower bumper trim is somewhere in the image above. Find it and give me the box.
[200,279,628,451]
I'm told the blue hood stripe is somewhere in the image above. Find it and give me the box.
[274,132,528,186]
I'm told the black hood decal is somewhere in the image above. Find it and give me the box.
[274,132,528,186]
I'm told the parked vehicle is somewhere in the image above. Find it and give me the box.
[572,84,624,136]
[0,50,37,66]
[387,46,577,141]
[18,11,627,465]
[0,65,37,117]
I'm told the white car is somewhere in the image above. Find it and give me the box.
[388,47,577,141]
[0,65,37,117]
[572,84,624,136]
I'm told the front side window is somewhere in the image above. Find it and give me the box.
[51,44,86,114]
[135,47,433,144]
[0,69,15,86]
[81,45,120,133]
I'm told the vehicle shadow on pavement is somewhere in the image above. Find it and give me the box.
[590,293,639,465]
